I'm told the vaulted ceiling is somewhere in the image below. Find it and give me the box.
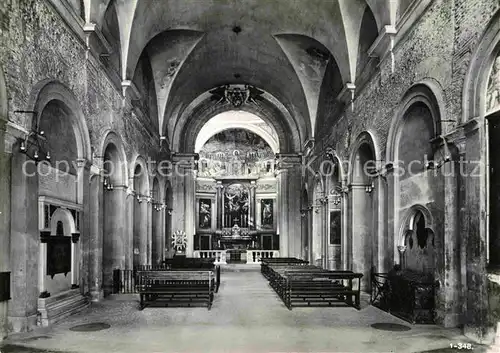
[83,0,403,152]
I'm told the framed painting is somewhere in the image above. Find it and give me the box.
[329,211,341,245]
[198,199,212,229]
[261,199,274,229]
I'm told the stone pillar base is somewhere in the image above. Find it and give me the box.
[37,289,89,327]
[464,325,496,345]
[90,289,104,302]
[7,313,38,334]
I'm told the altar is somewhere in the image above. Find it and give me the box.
[193,129,279,263]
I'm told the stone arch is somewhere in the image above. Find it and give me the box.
[28,80,91,161]
[194,111,280,153]
[100,133,129,295]
[348,131,378,291]
[386,82,444,163]
[398,204,434,247]
[172,92,304,154]
[100,131,128,186]
[324,153,344,270]
[399,205,436,275]
[348,131,380,183]
[50,208,76,236]
[462,8,500,122]
[130,155,150,194]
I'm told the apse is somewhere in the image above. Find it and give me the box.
[195,111,279,154]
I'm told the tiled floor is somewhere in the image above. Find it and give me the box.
[0,266,489,353]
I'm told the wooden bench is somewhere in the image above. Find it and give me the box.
[284,271,363,310]
[260,258,309,279]
[263,264,363,310]
[136,270,214,310]
[162,258,221,292]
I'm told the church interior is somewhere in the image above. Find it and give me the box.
[1,0,500,352]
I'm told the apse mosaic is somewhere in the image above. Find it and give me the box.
[198,129,275,178]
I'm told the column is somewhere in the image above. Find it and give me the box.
[89,172,103,301]
[385,167,395,272]
[397,245,407,269]
[0,119,11,339]
[249,181,256,229]
[442,135,465,328]
[216,181,223,229]
[287,156,303,259]
[147,194,153,265]
[341,184,350,270]
[171,153,197,256]
[321,198,328,268]
[349,183,372,290]
[185,164,196,257]
[374,173,388,273]
[77,159,91,294]
[38,232,50,295]
[71,233,80,289]
[125,187,134,269]
[8,141,40,333]
[276,163,289,257]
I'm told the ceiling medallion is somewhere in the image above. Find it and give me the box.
[209,84,264,107]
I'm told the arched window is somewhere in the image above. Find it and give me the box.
[56,221,64,236]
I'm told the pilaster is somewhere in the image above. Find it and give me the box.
[8,148,39,333]
[171,153,198,256]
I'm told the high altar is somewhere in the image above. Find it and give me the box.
[193,129,279,263]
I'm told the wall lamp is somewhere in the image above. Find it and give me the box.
[103,177,113,191]
[15,110,51,162]
[300,206,313,217]
[365,180,375,194]
[331,192,342,205]
[153,202,168,212]
[330,185,348,205]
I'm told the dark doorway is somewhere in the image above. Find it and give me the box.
[489,113,500,266]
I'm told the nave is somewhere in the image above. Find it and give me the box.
[0,266,479,353]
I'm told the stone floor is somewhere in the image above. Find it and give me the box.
[0,266,491,353]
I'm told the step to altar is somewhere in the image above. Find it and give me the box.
[37,289,89,327]
[220,264,261,272]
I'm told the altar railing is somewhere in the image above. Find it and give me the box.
[192,250,280,264]
[193,250,227,264]
[246,250,280,264]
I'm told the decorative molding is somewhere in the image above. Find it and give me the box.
[337,83,356,105]
[38,196,83,211]
[83,22,113,54]
[395,0,433,47]
[209,84,264,107]
[368,25,397,73]
[121,80,141,100]
[368,25,397,59]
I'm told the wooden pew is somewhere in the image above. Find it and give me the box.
[136,270,214,310]
[262,263,363,310]
[163,258,221,292]
[284,271,363,310]
[260,258,309,279]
